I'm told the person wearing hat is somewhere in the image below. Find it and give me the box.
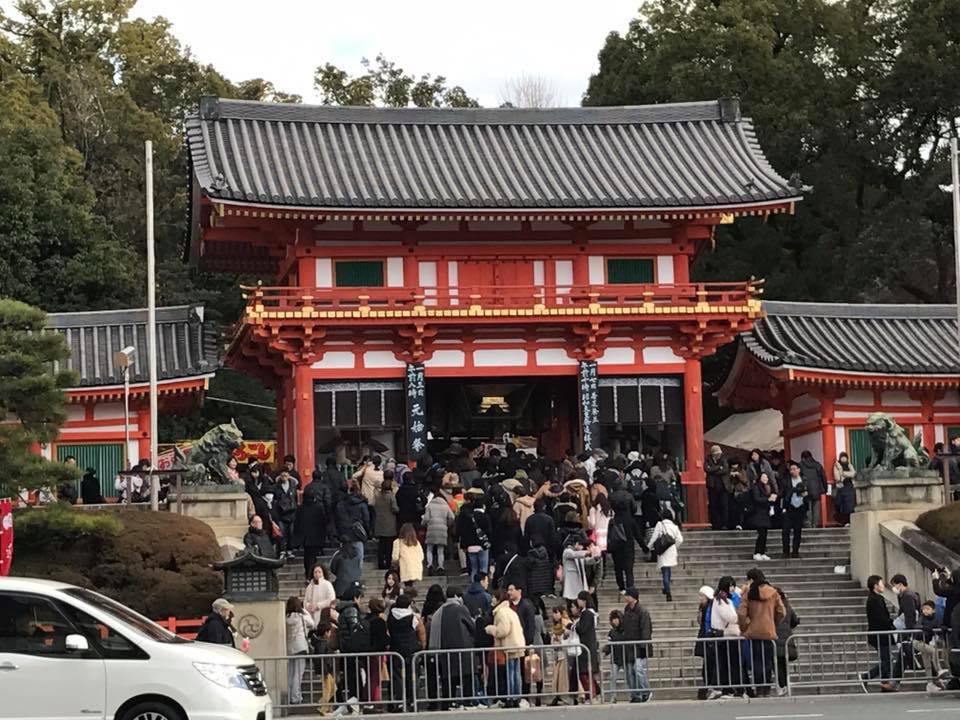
[695,586,719,699]
[80,467,104,505]
[196,598,236,647]
[705,446,729,531]
[621,587,653,702]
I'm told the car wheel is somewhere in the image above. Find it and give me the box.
[119,700,185,720]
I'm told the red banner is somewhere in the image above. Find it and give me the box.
[0,499,13,577]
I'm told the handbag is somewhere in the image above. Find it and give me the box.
[608,522,628,550]
[470,513,491,551]
[352,521,368,542]
[523,653,542,683]
[651,526,676,556]
[562,628,582,658]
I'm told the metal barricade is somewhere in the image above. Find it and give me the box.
[786,629,941,694]
[256,651,407,713]
[411,643,594,711]
[602,636,781,701]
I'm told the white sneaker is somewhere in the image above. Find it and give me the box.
[776,686,788,696]
[736,525,743,530]
[519,699,530,709]
[753,553,763,561]
[927,681,944,693]
[707,689,723,700]
[761,554,772,561]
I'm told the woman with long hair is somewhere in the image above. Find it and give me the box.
[392,522,424,587]
[710,575,745,698]
[285,596,315,705]
[304,563,336,625]
[833,452,856,525]
[748,472,777,561]
[381,569,402,611]
[737,568,786,697]
[374,473,400,569]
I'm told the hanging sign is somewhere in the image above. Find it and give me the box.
[406,363,427,461]
[579,360,600,451]
[0,499,13,577]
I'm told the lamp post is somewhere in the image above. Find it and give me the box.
[114,346,136,505]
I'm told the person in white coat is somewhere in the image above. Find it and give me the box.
[285,596,316,704]
[709,576,745,697]
[649,509,683,602]
[562,534,599,602]
[303,564,336,625]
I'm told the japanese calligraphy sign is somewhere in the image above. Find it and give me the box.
[578,360,600,451]
[406,363,427,460]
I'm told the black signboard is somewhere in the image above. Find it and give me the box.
[406,363,427,460]
[579,360,599,451]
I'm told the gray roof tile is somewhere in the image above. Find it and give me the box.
[743,301,959,374]
[47,305,219,387]
[186,97,800,210]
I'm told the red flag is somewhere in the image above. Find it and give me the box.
[0,499,13,576]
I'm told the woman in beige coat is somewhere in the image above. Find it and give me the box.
[391,522,424,587]
[485,589,526,707]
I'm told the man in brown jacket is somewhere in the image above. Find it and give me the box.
[738,568,786,696]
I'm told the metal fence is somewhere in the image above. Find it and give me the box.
[787,629,948,694]
[255,651,407,714]
[410,643,594,711]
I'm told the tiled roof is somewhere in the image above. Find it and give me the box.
[185,97,801,210]
[742,301,959,374]
[47,305,218,387]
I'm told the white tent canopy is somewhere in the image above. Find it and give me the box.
[705,409,784,452]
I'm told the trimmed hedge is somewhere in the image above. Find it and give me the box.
[917,503,960,557]
[12,506,222,618]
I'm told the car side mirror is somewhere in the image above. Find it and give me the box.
[65,634,89,652]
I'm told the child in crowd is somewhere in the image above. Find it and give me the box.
[603,609,626,702]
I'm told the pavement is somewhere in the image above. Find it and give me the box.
[388,692,960,720]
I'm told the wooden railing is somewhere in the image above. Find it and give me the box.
[154,616,203,640]
[242,280,762,315]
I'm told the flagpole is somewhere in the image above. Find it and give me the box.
[146,140,159,511]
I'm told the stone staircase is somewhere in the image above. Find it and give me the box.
[276,527,866,700]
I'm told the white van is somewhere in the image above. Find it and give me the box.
[0,577,271,720]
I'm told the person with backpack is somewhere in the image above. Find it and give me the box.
[299,470,331,579]
[386,594,426,711]
[337,481,371,564]
[285,596,315,705]
[196,598,237,647]
[330,540,363,601]
[273,469,300,559]
[457,488,493,580]
[338,585,372,705]
[493,543,529,593]
[608,481,640,593]
[649,509,683,602]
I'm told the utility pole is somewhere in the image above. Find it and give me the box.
[948,137,960,505]
[146,140,159,511]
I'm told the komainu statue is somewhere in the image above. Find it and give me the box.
[865,412,930,471]
[173,420,244,484]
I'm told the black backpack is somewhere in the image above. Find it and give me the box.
[337,604,371,654]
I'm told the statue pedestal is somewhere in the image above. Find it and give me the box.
[850,468,944,588]
[166,485,249,558]
[854,467,944,509]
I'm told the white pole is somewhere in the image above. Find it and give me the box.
[952,137,960,362]
[124,368,130,507]
[146,140,159,511]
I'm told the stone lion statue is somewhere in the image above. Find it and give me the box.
[173,420,244,485]
[865,412,929,471]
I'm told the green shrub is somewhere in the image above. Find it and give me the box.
[917,503,960,556]
[11,508,222,618]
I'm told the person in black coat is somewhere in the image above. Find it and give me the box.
[297,470,331,579]
[243,516,276,559]
[491,507,523,561]
[572,591,600,699]
[196,598,236,646]
[524,542,555,609]
[779,461,809,559]
[244,464,274,534]
[863,575,900,690]
[456,491,493,580]
[524,500,558,560]
[396,479,425,530]
[748,472,777,560]
[609,485,641,590]
[493,544,529,593]
[80,468,104,505]
[336,485,371,546]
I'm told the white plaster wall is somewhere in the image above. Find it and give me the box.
[316,258,333,287]
[535,349,578,366]
[424,350,466,368]
[835,426,847,457]
[93,403,125,420]
[790,429,824,462]
[936,389,960,407]
[656,256,674,284]
[363,351,405,369]
[311,352,356,369]
[597,347,635,365]
[555,260,573,288]
[588,256,604,285]
[66,406,86,422]
[473,349,527,367]
[386,257,404,287]
[843,390,875,405]
[642,346,682,364]
[882,391,915,407]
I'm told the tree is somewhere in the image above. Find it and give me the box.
[0,299,78,498]
[315,54,479,108]
[499,73,561,108]
[584,0,960,304]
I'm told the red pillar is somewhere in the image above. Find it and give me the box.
[683,358,707,525]
[671,224,690,284]
[293,364,315,482]
[137,407,150,461]
[819,394,837,528]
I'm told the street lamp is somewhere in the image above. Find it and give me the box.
[114,346,136,505]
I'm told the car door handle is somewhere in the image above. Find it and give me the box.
[0,662,18,671]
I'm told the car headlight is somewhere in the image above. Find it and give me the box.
[193,662,248,690]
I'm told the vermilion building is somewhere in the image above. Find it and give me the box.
[719,301,960,470]
[185,96,801,523]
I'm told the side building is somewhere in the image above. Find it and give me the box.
[44,305,218,498]
[719,301,960,470]
[185,96,802,524]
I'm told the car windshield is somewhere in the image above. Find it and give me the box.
[62,588,190,644]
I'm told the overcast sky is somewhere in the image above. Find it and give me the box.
[130,0,640,107]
